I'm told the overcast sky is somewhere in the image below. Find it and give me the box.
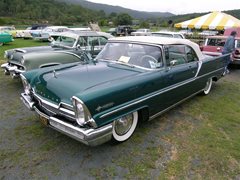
[87,0,240,14]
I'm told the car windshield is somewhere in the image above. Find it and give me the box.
[51,36,76,48]
[96,42,163,69]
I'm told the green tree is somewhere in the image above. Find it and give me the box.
[115,13,132,25]
[139,21,150,28]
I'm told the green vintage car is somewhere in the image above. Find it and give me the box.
[0,31,14,46]
[20,36,228,146]
[1,31,113,78]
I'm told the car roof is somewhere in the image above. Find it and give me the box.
[51,31,113,39]
[109,36,204,60]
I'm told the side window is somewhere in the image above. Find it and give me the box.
[88,37,99,46]
[99,37,108,46]
[77,37,87,47]
[207,39,217,46]
[185,46,199,63]
[165,45,187,66]
[174,34,183,39]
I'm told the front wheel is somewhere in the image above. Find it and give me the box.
[112,111,138,142]
[202,78,213,95]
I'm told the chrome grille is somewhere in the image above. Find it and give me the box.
[33,94,75,121]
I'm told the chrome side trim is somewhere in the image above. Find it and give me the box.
[100,67,224,118]
[195,60,202,78]
[149,90,203,120]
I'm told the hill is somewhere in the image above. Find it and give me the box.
[56,0,174,19]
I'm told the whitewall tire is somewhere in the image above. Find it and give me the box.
[203,78,213,95]
[112,111,138,142]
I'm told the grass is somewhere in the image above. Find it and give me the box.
[159,80,240,179]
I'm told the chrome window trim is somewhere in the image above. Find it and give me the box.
[100,67,223,119]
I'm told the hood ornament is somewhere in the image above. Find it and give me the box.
[53,70,57,78]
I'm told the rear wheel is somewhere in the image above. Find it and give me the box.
[112,111,138,142]
[202,78,213,95]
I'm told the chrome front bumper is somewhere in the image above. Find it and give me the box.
[20,93,113,146]
[1,63,25,78]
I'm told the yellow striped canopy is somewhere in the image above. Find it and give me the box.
[174,11,240,30]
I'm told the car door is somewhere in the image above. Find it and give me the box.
[150,44,199,115]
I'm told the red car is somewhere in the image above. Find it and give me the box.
[201,36,240,65]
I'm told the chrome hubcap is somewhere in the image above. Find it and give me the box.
[114,114,133,136]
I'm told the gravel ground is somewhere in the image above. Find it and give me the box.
[0,66,239,179]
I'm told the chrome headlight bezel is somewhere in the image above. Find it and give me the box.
[20,57,25,65]
[20,74,32,95]
[72,96,93,127]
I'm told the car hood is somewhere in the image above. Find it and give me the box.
[32,61,143,105]
[7,46,66,64]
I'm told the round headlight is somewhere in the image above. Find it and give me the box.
[21,75,31,95]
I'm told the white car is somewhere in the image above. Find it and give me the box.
[33,26,70,41]
[131,29,151,36]
[22,25,48,39]
[151,31,185,39]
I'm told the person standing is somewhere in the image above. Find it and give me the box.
[222,31,237,73]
